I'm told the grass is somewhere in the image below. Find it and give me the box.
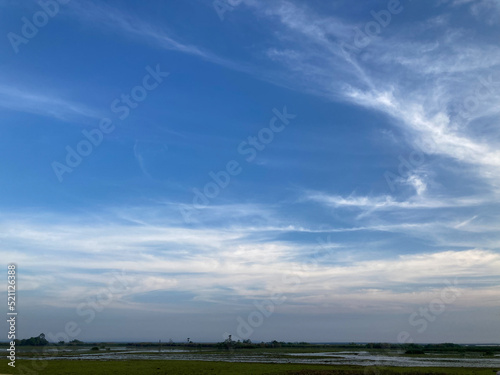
[0,360,497,375]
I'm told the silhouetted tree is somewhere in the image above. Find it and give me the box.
[18,333,48,346]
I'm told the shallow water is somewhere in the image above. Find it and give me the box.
[286,351,500,367]
[19,348,500,368]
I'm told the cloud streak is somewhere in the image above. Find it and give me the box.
[67,1,254,74]
[0,84,102,121]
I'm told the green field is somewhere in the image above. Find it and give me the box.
[0,360,497,375]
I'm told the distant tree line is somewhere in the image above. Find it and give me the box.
[4,336,498,357]
[15,333,48,346]
[216,336,313,350]
[366,342,498,354]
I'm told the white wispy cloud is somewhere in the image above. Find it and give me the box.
[306,191,484,210]
[58,0,500,192]
[454,215,478,229]
[344,86,500,179]
[443,0,500,23]
[66,1,253,74]
[244,0,500,194]
[1,210,499,313]
[406,174,427,196]
[0,84,103,121]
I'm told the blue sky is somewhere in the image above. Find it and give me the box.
[1,0,499,343]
